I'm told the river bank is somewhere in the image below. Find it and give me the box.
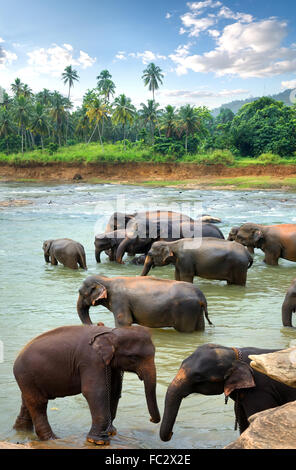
[1,162,296,190]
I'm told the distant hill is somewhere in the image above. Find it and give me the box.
[211,89,294,117]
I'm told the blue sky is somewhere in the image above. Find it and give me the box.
[1,0,296,109]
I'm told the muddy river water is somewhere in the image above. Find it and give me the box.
[0,182,296,449]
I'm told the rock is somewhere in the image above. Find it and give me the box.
[249,347,296,388]
[225,401,296,449]
[0,199,33,207]
[73,173,83,181]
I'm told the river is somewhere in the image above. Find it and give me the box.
[0,182,296,449]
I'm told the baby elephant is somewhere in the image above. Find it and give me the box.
[43,238,87,270]
[13,324,160,445]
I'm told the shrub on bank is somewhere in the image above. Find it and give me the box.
[256,152,281,164]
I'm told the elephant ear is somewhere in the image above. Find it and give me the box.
[163,249,176,264]
[224,361,255,397]
[90,331,116,366]
[43,240,52,255]
[253,230,264,244]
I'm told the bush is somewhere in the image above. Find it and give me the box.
[46,142,59,154]
[257,153,281,164]
[198,149,235,165]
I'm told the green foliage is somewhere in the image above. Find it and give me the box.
[257,152,281,164]
[183,149,235,166]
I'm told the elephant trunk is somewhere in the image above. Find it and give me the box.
[282,301,294,327]
[140,255,154,276]
[140,359,160,424]
[116,237,131,264]
[95,249,102,263]
[77,294,93,325]
[160,384,183,442]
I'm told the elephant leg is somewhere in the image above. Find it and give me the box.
[13,395,33,431]
[178,271,194,283]
[82,371,111,445]
[108,369,124,436]
[25,396,57,440]
[50,255,58,266]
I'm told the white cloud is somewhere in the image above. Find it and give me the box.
[165,12,172,19]
[115,51,127,60]
[26,43,96,77]
[217,6,253,23]
[208,29,220,38]
[188,1,222,13]
[170,19,296,78]
[281,79,296,89]
[180,13,215,37]
[160,88,249,99]
[128,50,166,64]
[0,45,17,69]
[0,37,4,43]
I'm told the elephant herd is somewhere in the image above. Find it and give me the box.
[13,209,296,447]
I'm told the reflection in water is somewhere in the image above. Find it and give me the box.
[0,182,296,449]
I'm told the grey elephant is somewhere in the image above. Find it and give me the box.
[13,324,160,445]
[227,226,254,254]
[77,274,212,332]
[159,343,296,441]
[116,220,225,264]
[235,222,296,265]
[141,237,253,286]
[282,278,296,327]
[94,229,151,263]
[43,238,87,270]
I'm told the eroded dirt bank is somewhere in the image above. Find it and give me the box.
[1,162,296,185]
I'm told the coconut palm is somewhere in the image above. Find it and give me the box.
[111,94,135,148]
[11,78,25,97]
[61,65,79,100]
[30,102,49,150]
[160,105,177,138]
[177,105,201,153]
[49,91,69,146]
[139,99,161,144]
[142,63,164,101]
[12,95,32,154]
[0,107,15,152]
[85,94,108,146]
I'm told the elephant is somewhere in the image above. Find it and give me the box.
[77,274,212,332]
[94,229,152,263]
[140,237,253,286]
[281,278,296,327]
[234,223,296,265]
[43,238,87,270]
[159,343,296,441]
[116,220,225,264]
[227,226,254,254]
[13,324,160,445]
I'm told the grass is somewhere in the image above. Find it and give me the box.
[2,142,296,167]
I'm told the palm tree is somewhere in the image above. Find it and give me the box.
[0,107,15,152]
[160,105,177,138]
[111,94,135,149]
[11,78,24,97]
[12,95,31,154]
[49,91,68,146]
[177,105,200,153]
[30,102,49,150]
[85,94,108,146]
[139,99,161,144]
[61,65,79,99]
[142,63,164,101]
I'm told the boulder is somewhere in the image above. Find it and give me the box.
[249,347,296,388]
[225,401,296,449]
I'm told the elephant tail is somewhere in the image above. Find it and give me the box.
[246,250,253,270]
[200,300,213,326]
[78,246,87,270]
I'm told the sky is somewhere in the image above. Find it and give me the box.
[1,0,296,110]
